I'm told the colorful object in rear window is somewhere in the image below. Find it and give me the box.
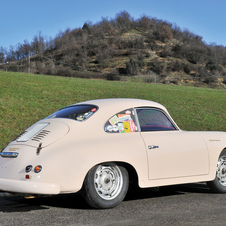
[106,109,137,133]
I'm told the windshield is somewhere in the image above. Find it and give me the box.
[46,104,98,121]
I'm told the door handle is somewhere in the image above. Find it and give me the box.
[148,145,159,149]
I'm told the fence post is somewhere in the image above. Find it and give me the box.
[28,51,30,73]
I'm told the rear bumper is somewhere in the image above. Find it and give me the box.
[0,178,61,195]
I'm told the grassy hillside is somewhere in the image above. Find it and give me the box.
[0,71,226,149]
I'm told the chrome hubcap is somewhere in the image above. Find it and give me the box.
[217,157,226,186]
[94,165,123,200]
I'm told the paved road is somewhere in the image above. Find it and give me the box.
[0,183,226,226]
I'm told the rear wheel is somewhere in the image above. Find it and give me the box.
[207,150,226,193]
[82,163,129,209]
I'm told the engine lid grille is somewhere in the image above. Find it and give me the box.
[31,130,50,142]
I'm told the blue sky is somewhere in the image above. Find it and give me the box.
[1,0,226,49]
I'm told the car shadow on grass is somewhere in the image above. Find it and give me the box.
[0,183,211,212]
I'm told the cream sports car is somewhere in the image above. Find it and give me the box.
[0,99,226,209]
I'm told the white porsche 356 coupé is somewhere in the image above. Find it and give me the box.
[0,99,226,209]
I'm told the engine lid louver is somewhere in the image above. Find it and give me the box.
[31,130,50,142]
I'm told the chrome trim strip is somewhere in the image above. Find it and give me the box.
[148,145,159,149]
[0,152,19,158]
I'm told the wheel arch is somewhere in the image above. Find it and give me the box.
[82,161,139,189]
[114,161,139,189]
[207,147,226,193]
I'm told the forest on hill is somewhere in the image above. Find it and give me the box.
[1,11,226,88]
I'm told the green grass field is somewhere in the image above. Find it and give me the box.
[0,71,226,149]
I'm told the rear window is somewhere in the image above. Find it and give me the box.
[46,105,98,121]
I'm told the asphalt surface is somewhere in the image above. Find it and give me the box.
[0,183,226,226]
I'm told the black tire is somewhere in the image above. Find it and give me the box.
[207,150,226,193]
[82,163,129,209]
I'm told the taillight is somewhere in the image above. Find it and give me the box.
[25,175,30,179]
[34,165,42,173]
[25,165,32,173]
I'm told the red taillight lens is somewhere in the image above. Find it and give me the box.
[34,165,42,173]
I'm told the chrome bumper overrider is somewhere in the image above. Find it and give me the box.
[0,152,19,158]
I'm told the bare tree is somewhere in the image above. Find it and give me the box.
[138,15,153,30]
[115,11,133,32]
[8,45,16,62]
[31,31,45,54]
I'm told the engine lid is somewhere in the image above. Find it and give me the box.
[13,120,70,148]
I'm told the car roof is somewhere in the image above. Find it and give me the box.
[75,98,179,130]
[58,98,179,130]
[74,98,166,112]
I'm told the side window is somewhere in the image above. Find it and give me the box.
[136,108,176,131]
[105,108,137,133]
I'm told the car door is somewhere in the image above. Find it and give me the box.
[136,108,209,180]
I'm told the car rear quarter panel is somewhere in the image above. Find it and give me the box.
[43,119,149,193]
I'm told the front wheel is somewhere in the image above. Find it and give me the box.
[207,150,226,193]
[82,163,129,209]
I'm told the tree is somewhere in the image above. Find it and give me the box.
[22,39,31,57]
[115,11,132,32]
[138,15,152,30]
[31,31,45,54]
[99,17,115,36]
[8,45,16,62]
[159,25,173,42]
[82,23,90,31]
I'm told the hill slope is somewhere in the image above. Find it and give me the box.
[1,11,226,88]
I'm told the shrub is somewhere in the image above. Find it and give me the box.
[56,65,74,77]
[203,75,218,85]
[170,60,183,72]
[126,57,143,75]
[183,63,193,74]
[143,71,159,83]
[105,73,121,81]
[148,58,165,75]
[46,60,56,75]
[197,66,209,78]
[159,49,172,58]
[206,59,218,72]
[222,77,226,85]
[37,62,46,74]
[184,46,207,64]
